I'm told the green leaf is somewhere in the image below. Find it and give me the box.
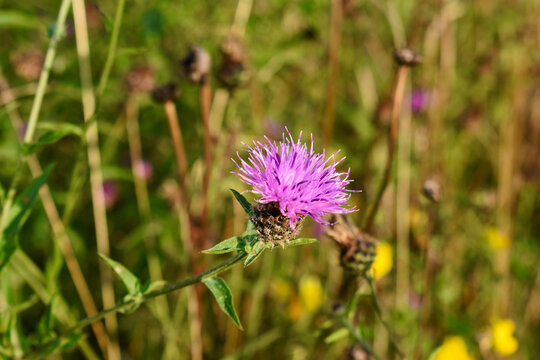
[203,236,246,254]
[244,241,266,267]
[202,276,243,330]
[22,129,80,155]
[0,165,53,271]
[284,237,318,248]
[0,182,4,205]
[37,122,83,137]
[230,189,252,215]
[325,328,350,343]
[98,253,141,295]
[0,10,40,29]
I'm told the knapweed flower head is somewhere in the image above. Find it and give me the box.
[233,129,357,245]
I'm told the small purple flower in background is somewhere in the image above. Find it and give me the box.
[134,159,153,181]
[410,89,430,114]
[103,181,118,209]
[233,129,357,246]
[18,124,28,139]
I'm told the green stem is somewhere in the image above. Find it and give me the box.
[22,252,247,358]
[338,316,378,359]
[0,0,71,246]
[366,275,407,359]
[97,0,126,97]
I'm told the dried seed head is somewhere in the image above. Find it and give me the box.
[326,214,377,275]
[152,82,178,103]
[11,50,44,81]
[217,36,248,90]
[126,65,155,93]
[394,48,422,67]
[250,202,304,248]
[180,45,211,85]
[422,178,441,203]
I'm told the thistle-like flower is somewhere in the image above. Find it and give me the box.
[233,130,357,246]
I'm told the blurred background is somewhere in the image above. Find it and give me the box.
[0,0,539,359]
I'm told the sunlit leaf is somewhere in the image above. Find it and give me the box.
[0,10,40,29]
[284,237,318,248]
[325,328,349,343]
[202,236,246,254]
[98,253,141,295]
[202,276,243,330]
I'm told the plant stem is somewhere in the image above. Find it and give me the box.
[22,252,247,359]
[72,1,120,358]
[338,316,378,359]
[97,0,126,97]
[363,65,409,231]
[200,81,213,251]
[366,275,407,359]
[0,68,110,358]
[322,0,343,146]
[0,0,71,248]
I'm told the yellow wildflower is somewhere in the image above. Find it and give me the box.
[370,242,393,281]
[491,319,518,356]
[299,275,324,313]
[433,336,474,360]
[287,296,303,321]
[485,227,511,250]
[270,278,293,302]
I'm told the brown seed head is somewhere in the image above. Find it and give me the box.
[11,50,44,81]
[152,83,178,103]
[422,178,441,203]
[180,45,211,85]
[394,48,422,67]
[126,65,155,93]
[217,36,249,90]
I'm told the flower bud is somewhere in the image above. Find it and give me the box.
[250,202,304,248]
[326,214,377,275]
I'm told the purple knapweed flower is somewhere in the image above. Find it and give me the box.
[410,89,431,114]
[233,130,357,230]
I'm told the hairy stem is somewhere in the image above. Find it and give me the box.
[367,275,407,359]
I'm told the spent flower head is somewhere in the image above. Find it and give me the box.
[233,129,357,245]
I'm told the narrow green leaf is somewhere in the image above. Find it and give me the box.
[0,10,40,29]
[325,328,350,344]
[22,129,79,155]
[37,294,57,344]
[98,253,141,295]
[203,236,246,254]
[230,189,252,215]
[202,276,243,330]
[0,165,54,271]
[284,237,318,248]
[37,122,83,137]
[244,241,266,267]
